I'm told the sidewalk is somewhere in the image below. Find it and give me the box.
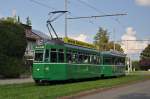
[0,77,34,85]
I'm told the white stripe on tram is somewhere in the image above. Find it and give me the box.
[33,63,125,67]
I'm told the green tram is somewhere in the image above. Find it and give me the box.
[32,38,126,84]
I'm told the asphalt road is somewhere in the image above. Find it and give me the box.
[79,79,150,99]
[0,77,33,85]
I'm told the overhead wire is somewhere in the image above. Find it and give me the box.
[29,0,100,28]
[67,0,100,28]
[77,0,127,29]
[29,0,107,32]
[67,11,99,26]
[30,0,57,10]
[29,0,126,29]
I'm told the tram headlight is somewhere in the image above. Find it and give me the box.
[45,67,49,71]
[37,68,40,71]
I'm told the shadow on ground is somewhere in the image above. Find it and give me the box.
[36,76,119,86]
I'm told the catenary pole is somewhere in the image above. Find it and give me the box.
[65,0,68,37]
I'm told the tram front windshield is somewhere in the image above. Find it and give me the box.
[34,50,44,62]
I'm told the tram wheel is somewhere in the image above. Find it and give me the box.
[34,80,43,85]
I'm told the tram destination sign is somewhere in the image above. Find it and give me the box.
[35,45,45,49]
[63,37,95,49]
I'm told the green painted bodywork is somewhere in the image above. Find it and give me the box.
[32,43,126,81]
[32,63,67,80]
[33,63,102,80]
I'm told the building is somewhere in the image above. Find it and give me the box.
[23,24,49,60]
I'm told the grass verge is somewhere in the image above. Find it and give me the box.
[0,75,150,99]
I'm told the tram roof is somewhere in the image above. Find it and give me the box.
[38,39,126,57]
[64,43,97,52]
[41,39,97,52]
[101,51,126,57]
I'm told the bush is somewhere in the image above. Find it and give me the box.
[132,61,140,71]
[0,57,26,78]
[0,18,27,78]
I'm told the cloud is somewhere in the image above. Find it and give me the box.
[121,27,148,54]
[135,0,150,6]
[70,34,88,42]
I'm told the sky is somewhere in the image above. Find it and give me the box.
[0,0,150,60]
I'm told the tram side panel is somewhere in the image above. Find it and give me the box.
[66,64,101,80]
[100,53,126,77]
[32,63,67,81]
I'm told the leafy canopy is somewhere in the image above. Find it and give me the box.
[140,44,150,69]
[93,27,123,52]
[0,17,27,78]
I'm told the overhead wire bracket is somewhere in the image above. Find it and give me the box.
[47,10,68,39]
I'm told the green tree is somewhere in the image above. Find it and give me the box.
[140,44,150,59]
[132,61,140,70]
[93,27,123,52]
[94,27,109,51]
[5,17,16,23]
[140,44,150,70]
[108,41,123,52]
[0,18,27,78]
[115,43,123,52]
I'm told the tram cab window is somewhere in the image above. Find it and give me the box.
[117,58,125,65]
[116,58,120,65]
[121,58,125,65]
[115,58,120,65]
[34,50,44,62]
[51,49,57,63]
[58,49,64,63]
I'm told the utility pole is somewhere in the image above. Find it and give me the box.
[65,0,68,37]
[113,28,116,51]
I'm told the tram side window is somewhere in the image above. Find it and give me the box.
[67,50,72,63]
[104,58,112,65]
[72,52,78,63]
[93,55,97,64]
[95,56,100,64]
[83,54,88,64]
[78,52,84,63]
[89,55,93,64]
[96,56,100,64]
[51,49,57,63]
[58,49,64,63]
[88,55,90,64]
